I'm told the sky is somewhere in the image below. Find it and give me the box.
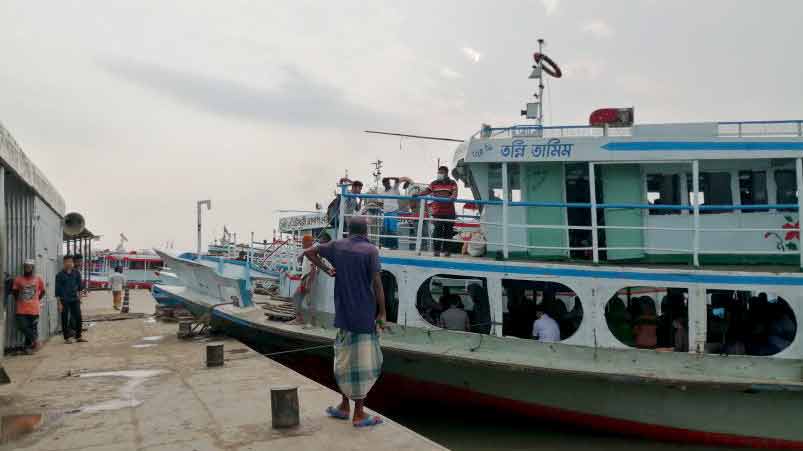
[2,0,802,251]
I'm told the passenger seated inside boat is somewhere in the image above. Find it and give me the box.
[439,294,470,331]
[532,304,560,343]
[632,297,658,349]
[417,276,493,334]
[605,288,691,352]
[705,290,797,356]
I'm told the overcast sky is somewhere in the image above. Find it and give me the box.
[2,0,802,250]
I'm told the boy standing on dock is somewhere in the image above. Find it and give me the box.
[290,235,318,327]
[304,217,386,428]
[109,266,126,310]
[12,259,45,354]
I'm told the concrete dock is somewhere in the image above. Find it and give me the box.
[0,290,446,451]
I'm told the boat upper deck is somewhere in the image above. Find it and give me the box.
[464,120,803,165]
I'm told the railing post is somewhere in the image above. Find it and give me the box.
[414,199,426,255]
[797,158,803,270]
[502,162,509,259]
[737,122,742,138]
[692,160,700,267]
[798,121,803,137]
[589,162,599,263]
[337,185,346,240]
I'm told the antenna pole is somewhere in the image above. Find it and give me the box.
[537,38,545,126]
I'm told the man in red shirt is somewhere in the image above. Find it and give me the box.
[12,259,45,354]
[414,166,458,257]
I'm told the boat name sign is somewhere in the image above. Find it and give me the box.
[469,138,574,162]
[279,213,329,233]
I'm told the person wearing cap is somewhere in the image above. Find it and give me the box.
[56,255,86,343]
[12,259,46,354]
[289,235,319,327]
[109,266,127,310]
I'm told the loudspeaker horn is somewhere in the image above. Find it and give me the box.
[64,212,86,237]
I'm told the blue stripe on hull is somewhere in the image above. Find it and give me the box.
[379,256,803,286]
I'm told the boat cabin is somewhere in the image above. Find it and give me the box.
[453,119,803,267]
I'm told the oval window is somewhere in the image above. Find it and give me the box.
[606,287,688,351]
[705,290,797,356]
[416,275,491,334]
[501,279,583,341]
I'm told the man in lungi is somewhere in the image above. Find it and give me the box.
[304,217,387,428]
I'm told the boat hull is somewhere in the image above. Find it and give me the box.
[150,284,183,307]
[181,297,803,449]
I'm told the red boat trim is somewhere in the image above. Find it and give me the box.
[376,373,803,449]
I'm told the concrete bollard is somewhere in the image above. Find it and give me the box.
[270,386,300,428]
[177,321,192,339]
[206,343,224,367]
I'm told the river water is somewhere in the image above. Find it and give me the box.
[387,406,726,451]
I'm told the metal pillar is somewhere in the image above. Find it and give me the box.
[197,200,211,256]
[692,160,700,267]
[337,186,346,240]
[0,166,6,363]
[589,162,599,264]
[797,158,803,270]
[501,162,509,259]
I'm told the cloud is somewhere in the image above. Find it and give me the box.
[461,47,482,63]
[541,0,559,16]
[439,67,463,80]
[562,60,604,80]
[582,20,614,38]
[99,58,382,128]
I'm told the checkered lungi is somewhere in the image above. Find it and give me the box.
[333,329,383,400]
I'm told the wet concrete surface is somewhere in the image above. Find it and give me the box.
[0,289,445,451]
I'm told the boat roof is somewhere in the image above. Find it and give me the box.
[464,120,803,164]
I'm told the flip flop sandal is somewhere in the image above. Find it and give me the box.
[353,416,383,428]
[325,406,349,420]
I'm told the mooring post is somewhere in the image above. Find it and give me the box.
[121,285,130,314]
[270,386,300,428]
[206,343,224,367]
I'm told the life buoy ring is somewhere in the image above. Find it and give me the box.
[533,52,562,78]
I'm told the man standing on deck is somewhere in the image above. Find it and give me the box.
[56,255,86,343]
[12,260,45,354]
[414,166,458,257]
[304,217,386,428]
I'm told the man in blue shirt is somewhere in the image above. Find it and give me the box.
[304,217,386,428]
[55,255,86,343]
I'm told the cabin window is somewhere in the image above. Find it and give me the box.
[501,279,583,341]
[705,290,796,356]
[738,170,768,212]
[381,270,399,323]
[416,275,491,334]
[605,287,688,351]
[687,172,733,214]
[775,170,798,211]
[647,174,681,215]
[488,163,521,201]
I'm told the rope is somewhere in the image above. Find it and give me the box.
[261,343,333,357]
[258,321,500,358]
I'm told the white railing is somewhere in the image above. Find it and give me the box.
[471,120,803,141]
[338,180,803,268]
[718,120,803,138]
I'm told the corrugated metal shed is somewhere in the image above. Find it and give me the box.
[1,121,67,355]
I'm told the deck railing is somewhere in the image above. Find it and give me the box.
[473,120,803,140]
[338,187,803,269]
